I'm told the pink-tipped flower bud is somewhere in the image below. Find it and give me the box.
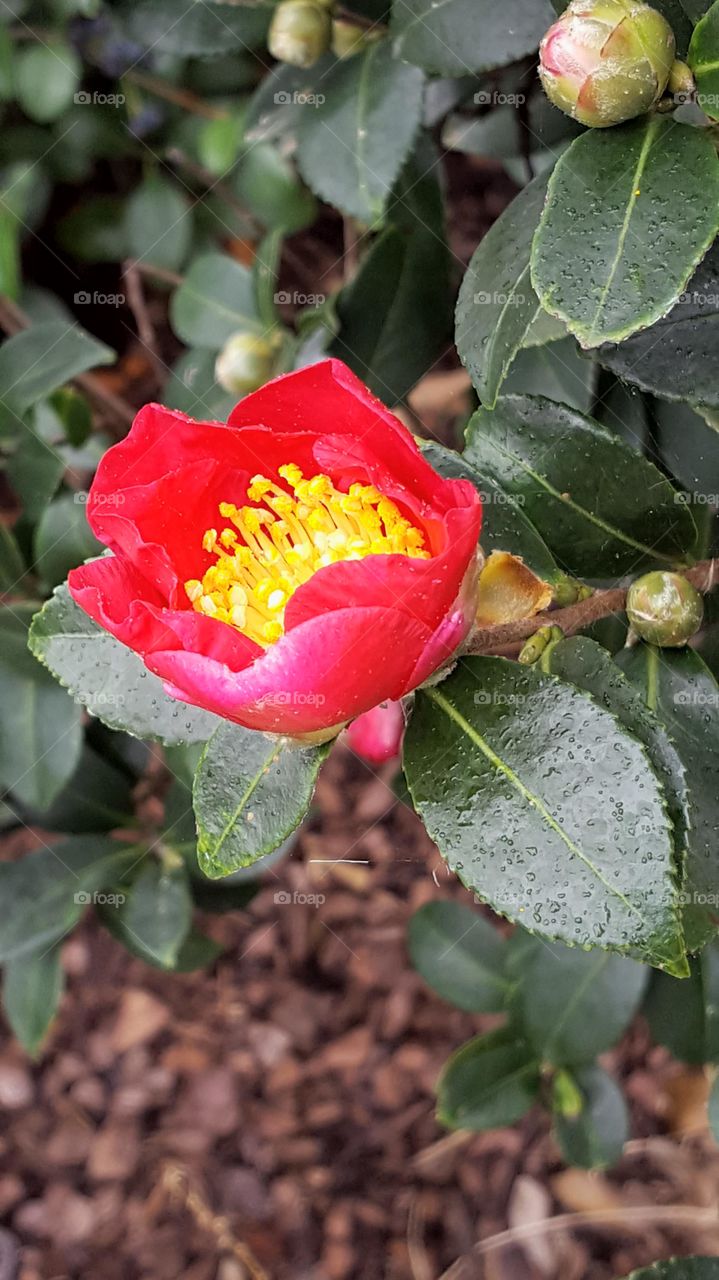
[539,0,676,128]
[345,700,405,765]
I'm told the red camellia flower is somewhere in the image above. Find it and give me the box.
[68,361,482,738]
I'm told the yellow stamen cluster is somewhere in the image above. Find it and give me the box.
[185,464,430,649]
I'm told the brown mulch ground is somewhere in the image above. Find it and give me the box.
[2,747,719,1280]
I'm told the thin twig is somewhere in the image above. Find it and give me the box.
[122,259,165,385]
[439,1205,719,1279]
[124,68,230,121]
[466,558,719,657]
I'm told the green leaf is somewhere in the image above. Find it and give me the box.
[170,252,262,348]
[194,721,328,877]
[547,637,707,949]
[33,494,104,590]
[57,195,129,264]
[29,582,220,746]
[297,43,424,224]
[14,42,81,123]
[502,337,596,414]
[0,604,82,811]
[403,657,685,971]
[125,176,193,272]
[597,241,719,409]
[391,0,554,75]
[0,525,25,590]
[553,1065,628,1170]
[690,0,719,119]
[516,940,647,1065]
[616,646,719,947]
[437,1026,541,1130]
[644,947,719,1063]
[253,230,284,332]
[619,1261,719,1280]
[407,901,509,1012]
[0,322,114,438]
[15,743,133,833]
[464,395,698,577]
[655,397,719,500]
[3,944,64,1057]
[120,861,193,969]
[122,0,273,54]
[456,172,552,408]
[0,836,138,963]
[531,118,719,348]
[332,221,450,403]
[234,143,317,233]
[163,348,236,420]
[421,441,561,585]
[197,113,245,175]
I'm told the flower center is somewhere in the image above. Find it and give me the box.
[184,463,430,649]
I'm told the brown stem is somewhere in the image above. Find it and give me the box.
[465,558,719,657]
[122,259,165,386]
[124,69,229,121]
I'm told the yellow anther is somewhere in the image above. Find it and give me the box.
[186,467,429,650]
[278,463,303,487]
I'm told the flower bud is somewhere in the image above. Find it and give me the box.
[539,0,676,128]
[268,0,332,68]
[331,18,383,58]
[215,332,281,396]
[345,700,405,764]
[626,571,704,647]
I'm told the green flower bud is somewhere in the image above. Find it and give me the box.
[539,0,676,128]
[215,332,281,396]
[331,18,383,58]
[626,571,704,647]
[268,0,332,68]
